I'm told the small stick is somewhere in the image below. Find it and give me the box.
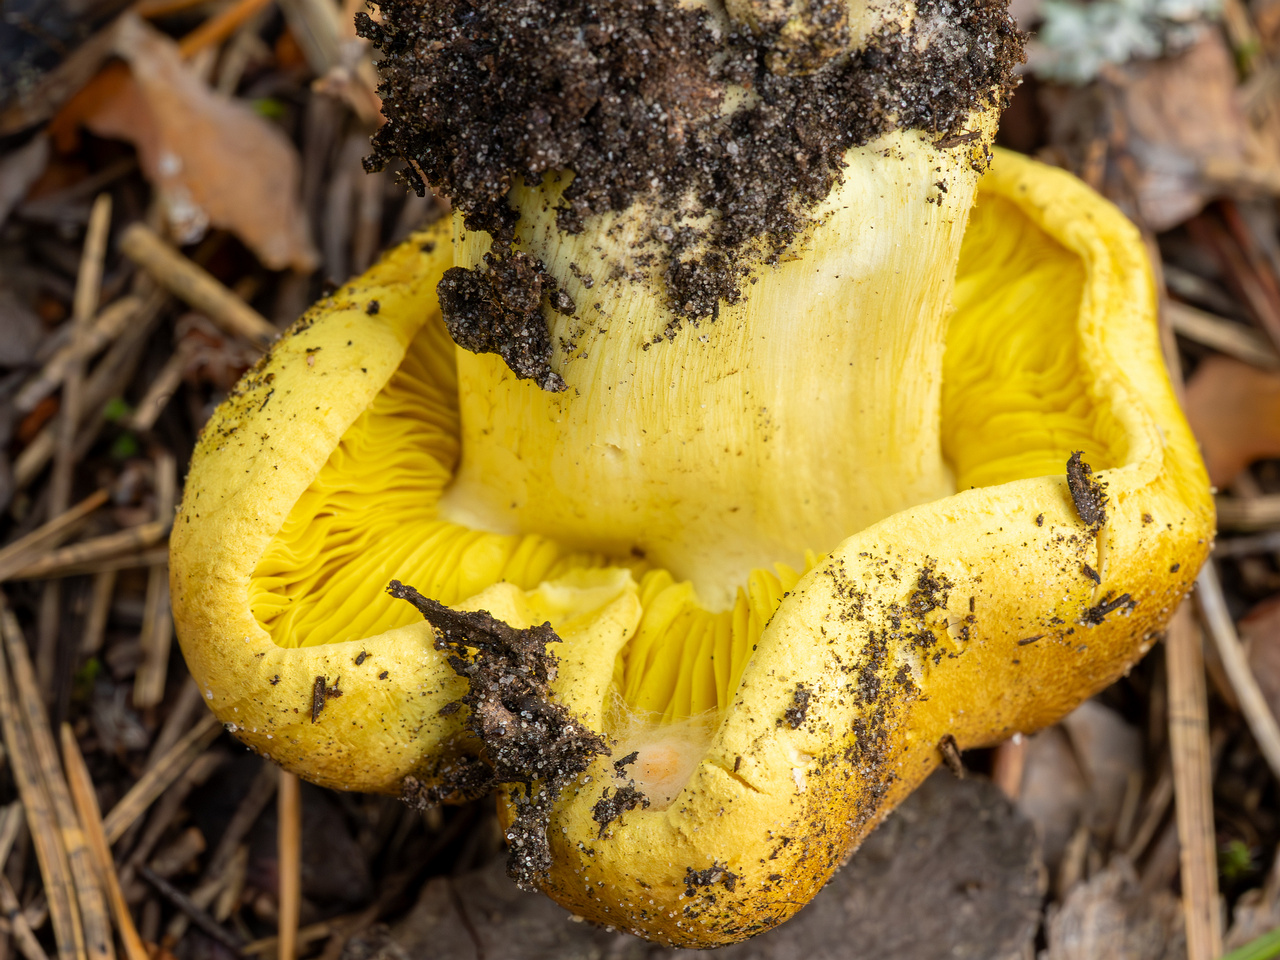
[136,866,244,953]
[145,680,205,770]
[14,288,167,491]
[0,605,85,960]
[14,549,168,583]
[61,726,148,960]
[133,0,211,16]
[1,605,114,960]
[1166,301,1280,371]
[5,523,168,582]
[126,344,191,433]
[1216,494,1280,532]
[1197,562,1280,780]
[79,571,116,657]
[101,714,220,845]
[1166,603,1222,960]
[119,752,223,891]
[277,773,301,960]
[0,804,24,871]
[15,297,144,415]
[0,873,50,960]
[0,491,108,584]
[242,917,343,955]
[119,224,275,349]
[1126,764,1174,861]
[177,0,274,58]
[134,452,177,709]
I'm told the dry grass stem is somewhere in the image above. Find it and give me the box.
[1167,300,1280,370]
[60,726,149,960]
[1166,603,1223,960]
[0,491,108,584]
[276,772,301,960]
[136,866,243,953]
[7,523,168,582]
[15,296,145,416]
[1126,764,1174,861]
[134,452,176,709]
[1197,563,1280,779]
[0,872,51,960]
[101,714,220,846]
[177,0,275,58]
[119,224,275,348]
[0,602,86,960]
[13,289,167,491]
[126,344,191,433]
[1217,494,1280,530]
[2,603,114,960]
[79,571,116,658]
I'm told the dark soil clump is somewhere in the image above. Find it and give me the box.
[387,580,608,890]
[360,0,1023,386]
[1066,451,1109,531]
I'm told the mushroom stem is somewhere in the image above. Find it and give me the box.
[439,121,996,611]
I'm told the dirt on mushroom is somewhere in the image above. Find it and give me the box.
[387,580,608,889]
[360,0,1023,384]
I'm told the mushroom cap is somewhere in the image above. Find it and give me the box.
[171,148,1212,943]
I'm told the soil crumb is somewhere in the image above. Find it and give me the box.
[1081,591,1135,626]
[1066,451,1108,531]
[360,0,1023,384]
[387,580,607,890]
[782,683,811,729]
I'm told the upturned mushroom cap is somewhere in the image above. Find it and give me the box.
[171,146,1212,944]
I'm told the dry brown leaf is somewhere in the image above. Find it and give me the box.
[1184,355,1280,486]
[51,13,317,272]
[1041,30,1272,231]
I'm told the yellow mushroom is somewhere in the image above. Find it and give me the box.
[170,0,1213,947]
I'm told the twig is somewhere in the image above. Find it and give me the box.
[136,866,244,953]
[0,603,85,960]
[126,343,192,433]
[79,571,116,657]
[1126,764,1174,861]
[119,225,275,349]
[14,287,167,491]
[60,726,148,960]
[177,0,275,58]
[1217,495,1280,531]
[1166,602,1222,960]
[2,606,114,960]
[1167,300,1280,370]
[133,452,176,709]
[119,751,222,902]
[277,772,301,960]
[14,549,169,583]
[1215,530,1280,559]
[101,714,220,845]
[0,491,108,584]
[1197,562,1280,780]
[5,523,168,582]
[0,873,50,960]
[15,297,146,416]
